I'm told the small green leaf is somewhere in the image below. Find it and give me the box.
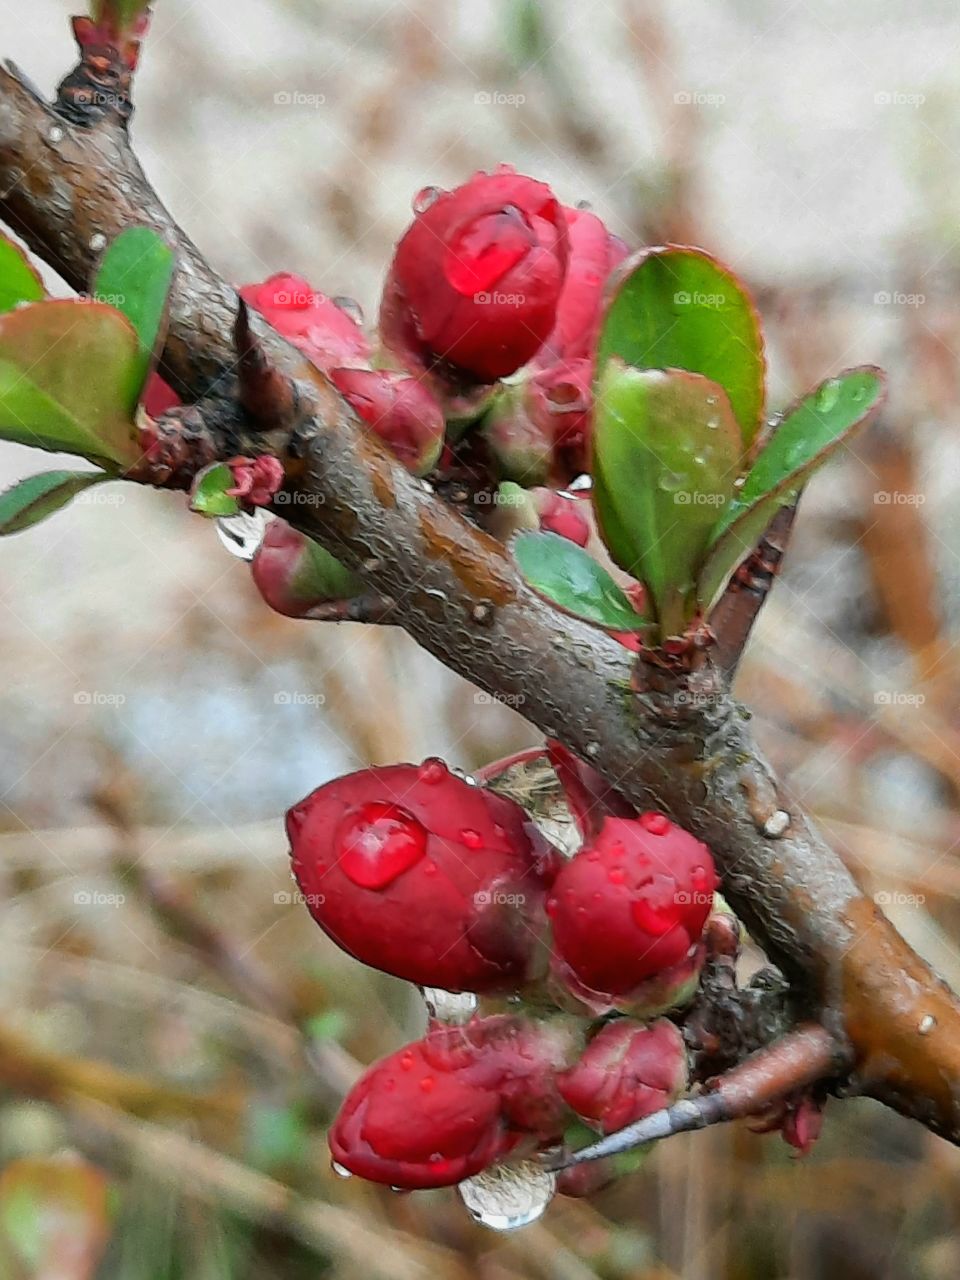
[597,246,766,449]
[0,301,141,465]
[0,235,44,313]
[514,529,651,631]
[190,462,242,518]
[0,470,109,535]
[592,363,741,636]
[93,226,175,397]
[698,366,886,611]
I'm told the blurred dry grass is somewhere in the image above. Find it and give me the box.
[2,0,960,1276]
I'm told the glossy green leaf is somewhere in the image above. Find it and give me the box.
[0,470,109,535]
[592,362,741,636]
[0,301,141,465]
[190,462,242,518]
[93,227,175,397]
[514,529,651,632]
[698,366,886,611]
[0,235,43,313]
[597,246,766,449]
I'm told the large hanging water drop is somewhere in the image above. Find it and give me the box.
[420,986,478,1025]
[331,1161,353,1179]
[458,1160,557,1231]
[216,509,268,561]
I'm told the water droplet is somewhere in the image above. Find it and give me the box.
[762,810,790,838]
[48,125,64,144]
[608,867,626,885]
[413,185,441,214]
[418,758,449,785]
[458,1160,557,1231]
[332,295,364,326]
[814,378,840,413]
[331,1161,353,1179]
[631,877,685,935]
[216,509,268,561]
[400,1051,415,1071]
[585,742,600,758]
[918,1014,936,1035]
[545,896,558,917]
[706,395,718,407]
[420,987,478,1024]
[89,232,107,252]
[657,471,687,494]
[336,802,428,888]
[640,812,671,835]
[460,828,483,850]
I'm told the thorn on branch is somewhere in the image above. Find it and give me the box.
[234,301,300,430]
[57,9,151,124]
[709,502,800,679]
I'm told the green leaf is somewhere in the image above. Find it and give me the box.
[190,462,242,518]
[514,529,651,632]
[0,235,44,313]
[0,470,109,535]
[597,246,766,450]
[93,226,175,397]
[0,301,142,465]
[698,366,886,611]
[592,363,742,636]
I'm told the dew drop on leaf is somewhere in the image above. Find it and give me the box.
[814,378,841,413]
[331,1161,353,1179]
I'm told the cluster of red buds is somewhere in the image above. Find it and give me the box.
[286,757,721,1191]
[380,167,627,485]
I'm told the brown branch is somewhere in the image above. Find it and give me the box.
[2,57,960,1144]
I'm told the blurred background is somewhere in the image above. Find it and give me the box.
[1,0,960,1275]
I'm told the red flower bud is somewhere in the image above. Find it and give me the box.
[251,520,363,618]
[535,206,629,366]
[287,761,558,992]
[225,455,285,507]
[557,1017,687,1133]
[380,167,568,382]
[329,1016,575,1188]
[548,814,717,1013]
[143,374,180,418]
[239,273,370,372]
[531,489,590,546]
[329,367,444,476]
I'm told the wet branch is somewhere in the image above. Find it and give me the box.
[1,48,960,1146]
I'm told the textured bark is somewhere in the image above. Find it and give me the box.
[1,61,959,1141]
